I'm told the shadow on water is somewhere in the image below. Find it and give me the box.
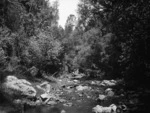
[25,106,61,113]
[24,84,103,113]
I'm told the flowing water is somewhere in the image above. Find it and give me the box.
[24,81,119,113]
[1,79,145,113]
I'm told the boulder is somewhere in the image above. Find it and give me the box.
[2,76,36,99]
[92,104,117,113]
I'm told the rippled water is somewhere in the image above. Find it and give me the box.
[24,83,113,113]
[1,80,144,113]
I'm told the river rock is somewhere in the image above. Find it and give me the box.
[40,93,61,105]
[61,110,66,113]
[73,80,79,83]
[47,101,57,105]
[100,80,117,87]
[91,81,101,85]
[107,90,115,97]
[105,88,113,93]
[92,104,117,113]
[98,94,107,101]
[105,88,115,97]
[59,98,67,103]
[40,93,56,101]
[63,102,73,107]
[40,93,50,99]
[76,85,90,91]
[2,76,36,99]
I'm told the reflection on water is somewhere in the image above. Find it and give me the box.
[25,106,61,113]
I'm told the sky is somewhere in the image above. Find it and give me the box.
[50,0,79,28]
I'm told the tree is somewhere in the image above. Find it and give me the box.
[77,0,105,31]
[64,14,77,38]
[0,0,64,75]
[103,0,150,83]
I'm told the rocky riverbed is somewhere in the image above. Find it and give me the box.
[0,74,149,113]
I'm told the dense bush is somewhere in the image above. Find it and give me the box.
[0,0,64,76]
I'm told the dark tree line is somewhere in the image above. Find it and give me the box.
[63,0,150,86]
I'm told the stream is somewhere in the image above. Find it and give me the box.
[1,77,147,113]
[24,79,122,113]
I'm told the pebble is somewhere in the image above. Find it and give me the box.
[59,99,67,103]
[87,95,91,98]
[61,110,66,113]
[98,94,107,100]
[47,101,57,105]
[63,102,73,107]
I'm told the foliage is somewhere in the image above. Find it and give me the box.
[63,0,150,82]
[103,0,150,83]
[0,0,64,75]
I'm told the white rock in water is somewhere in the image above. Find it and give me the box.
[92,105,103,113]
[92,104,117,113]
[105,88,115,97]
[100,107,112,113]
[6,76,18,82]
[105,88,113,93]
[110,104,117,112]
[47,101,57,105]
[107,90,115,97]
[2,76,36,97]
[61,110,66,113]
[40,93,49,99]
[91,81,96,84]
[63,102,73,107]
[101,80,117,86]
[35,99,41,105]
[110,80,116,83]
[73,80,79,83]
[76,85,89,91]
[98,94,106,100]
